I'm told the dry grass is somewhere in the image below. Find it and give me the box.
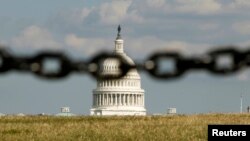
[0,114,250,141]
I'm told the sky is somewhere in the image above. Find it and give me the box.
[0,0,250,115]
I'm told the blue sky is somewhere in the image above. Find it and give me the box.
[0,0,250,115]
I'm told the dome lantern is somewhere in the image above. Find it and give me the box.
[115,25,124,54]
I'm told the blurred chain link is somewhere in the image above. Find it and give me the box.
[1,46,250,80]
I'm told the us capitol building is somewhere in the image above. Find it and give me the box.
[90,26,146,115]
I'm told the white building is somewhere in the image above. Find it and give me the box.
[167,108,177,114]
[56,107,75,116]
[90,26,146,116]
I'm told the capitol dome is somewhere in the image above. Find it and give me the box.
[90,26,146,115]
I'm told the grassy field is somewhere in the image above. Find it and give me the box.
[0,114,250,141]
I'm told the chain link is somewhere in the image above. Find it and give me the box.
[1,46,250,80]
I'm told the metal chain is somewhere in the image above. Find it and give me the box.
[1,46,250,80]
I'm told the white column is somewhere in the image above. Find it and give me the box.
[126,94,128,105]
[111,94,113,105]
[131,94,132,105]
[117,94,120,105]
[124,94,126,105]
[100,94,102,106]
[133,94,134,105]
[136,94,137,105]
[104,94,107,105]
[119,94,122,105]
[106,94,108,105]
[139,95,141,106]
[107,94,109,105]
[139,95,141,105]
[108,94,109,105]
[115,94,117,105]
[127,94,130,105]
[137,95,139,105]
[136,94,139,105]
[119,94,121,105]
[96,94,98,106]
[127,94,129,105]
[106,94,109,105]
[94,94,97,106]
[95,94,97,106]
[121,94,123,105]
[102,94,105,105]
[98,94,101,106]
[109,94,112,105]
[99,94,101,106]
[125,94,128,105]
[122,94,124,105]
[132,94,134,105]
[109,94,111,105]
[134,94,136,105]
[109,94,110,105]
[123,94,126,105]
[96,94,99,106]
[138,95,140,105]
[116,94,118,105]
[130,94,134,105]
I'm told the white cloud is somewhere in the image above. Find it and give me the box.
[198,23,219,31]
[232,21,250,35]
[174,0,221,14]
[65,34,109,56]
[11,25,61,49]
[125,9,144,24]
[128,36,187,52]
[142,0,221,15]
[99,1,132,24]
[69,8,92,24]
[146,0,166,8]
[229,0,250,9]
[65,34,86,48]
[53,7,93,27]
[123,36,213,58]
